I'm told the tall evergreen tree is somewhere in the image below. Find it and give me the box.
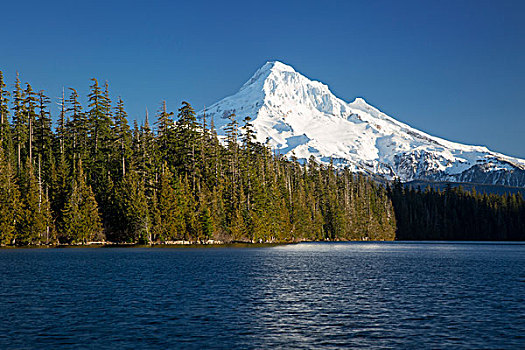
[18,159,53,245]
[12,73,26,171]
[23,83,38,165]
[112,169,149,243]
[112,97,132,178]
[61,160,103,244]
[0,146,20,245]
[65,88,87,163]
[155,100,174,164]
[0,71,10,149]
[155,165,183,241]
[173,101,199,179]
[35,90,53,183]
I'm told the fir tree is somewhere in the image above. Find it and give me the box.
[112,97,132,178]
[18,159,52,245]
[113,169,149,242]
[156,165,183,241]
[66,88,87,163]
[0,146,20,245]
[23,83,38,165]
[155,100,174,164]
[61,160,103,244]
[0,71,10,148]
[12,73,26,171]
[173,101,199,180]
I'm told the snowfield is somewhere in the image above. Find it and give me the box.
[199,61,525,187]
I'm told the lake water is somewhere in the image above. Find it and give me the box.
[0,242,524,349]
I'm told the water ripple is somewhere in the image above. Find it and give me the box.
[0,242,523,349]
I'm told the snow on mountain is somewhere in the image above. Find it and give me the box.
[198,61,525,187]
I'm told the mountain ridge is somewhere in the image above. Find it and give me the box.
[199,61,525,187]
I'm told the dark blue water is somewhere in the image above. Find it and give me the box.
[0,242,524,349]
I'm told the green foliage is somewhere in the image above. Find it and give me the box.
[173,101,199,181]
[155,100,174,165]
[389,181,525,241]
[198,204,213,241]
[17,159,54,245]
[112,97,132,178]
[60,160,103,244]
[65,88,88,162]
[0,71,11,151]
[0,147,19,245]
[112,169,149,242]
[12,73,26,171]
[155,166,184,241]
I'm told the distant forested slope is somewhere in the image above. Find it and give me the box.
[389,181,525,241]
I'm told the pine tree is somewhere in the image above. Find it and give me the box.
[173,101,199,180]
[0,146,20,245]
[35,90,53,183]
[61,160,103,244]
[240,116,257,153]
[113,169,149,242]
[112,97,132,178]
[155,100,174,164]
[87,78,113,180]
[149,189,162,243]
[133,109,158,198]
[12,73,26,171]
[50,146,70,232]
[156,165,183,241]
[18,159,52,245]
[0,71,10,148]
[23,83,38,165]
[65,88,87,163]
[197,202,213,241]
[57,88,67,156]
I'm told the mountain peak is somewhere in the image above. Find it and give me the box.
[351,97,368,106]
[264,61,296,73]
[241,61,298,90]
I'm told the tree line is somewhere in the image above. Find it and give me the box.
[388,180,525,241]
[0,71,396,245]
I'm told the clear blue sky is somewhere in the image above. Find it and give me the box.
[2,0,524,157]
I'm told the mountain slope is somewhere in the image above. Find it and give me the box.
[199,61,525,187]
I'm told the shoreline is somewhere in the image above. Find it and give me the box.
[1,239,524,249]
[0,237,389,249]
[0,241,296,249]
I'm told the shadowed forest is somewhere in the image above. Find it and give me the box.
[389,181,525,241]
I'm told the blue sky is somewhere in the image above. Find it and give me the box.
[2,0,524,157]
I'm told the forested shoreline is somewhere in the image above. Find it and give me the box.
[1,71,523,246]
[389,181,525,241]
[0,71,396,246]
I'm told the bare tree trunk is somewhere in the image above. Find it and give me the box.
[192,143,195,191]
[121,139,125,177]
[0,111,3,144]
[60,88,65,155]
[29,114,32,164]
[17,142,21,172]
[46,187,49,245]
[38,155,42,209]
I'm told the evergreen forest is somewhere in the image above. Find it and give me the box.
[0,71,397,245]
[0,71,523,246]
[389,181,525,241]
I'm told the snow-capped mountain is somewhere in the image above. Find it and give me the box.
[199,61,525,187]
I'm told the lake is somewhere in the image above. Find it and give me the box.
[0,242,524,349]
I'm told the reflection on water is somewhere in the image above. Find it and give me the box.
[0,242,524,349]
